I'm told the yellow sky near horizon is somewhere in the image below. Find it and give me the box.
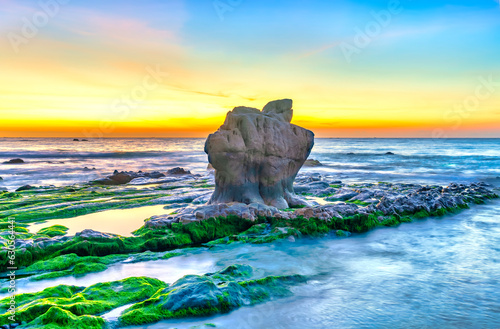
[1,1,499,138]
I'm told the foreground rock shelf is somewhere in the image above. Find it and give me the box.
[0,170,498,328]
[0,265,304,328]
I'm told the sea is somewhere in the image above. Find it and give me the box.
[2,138,500,328]
[1,138,499,190]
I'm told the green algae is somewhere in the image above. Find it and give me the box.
[0,277,166,326]
[26,253,129,281]
[118,265,305,326]
[36,225,69,237]
[23,306,105,329]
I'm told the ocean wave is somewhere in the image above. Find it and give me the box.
[0,151,190,159]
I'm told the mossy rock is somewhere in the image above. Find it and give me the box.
[0,277,166,326]
[36,225,69,237]
[24,306,105,329]
[119,265,306,326]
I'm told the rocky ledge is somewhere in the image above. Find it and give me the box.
[146,179,497,227]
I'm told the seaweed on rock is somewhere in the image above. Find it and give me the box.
[0,277,166,327]
[118,265,306,326]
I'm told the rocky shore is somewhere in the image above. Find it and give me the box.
[0,168,498,328]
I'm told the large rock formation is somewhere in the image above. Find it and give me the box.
[204,99,314,209]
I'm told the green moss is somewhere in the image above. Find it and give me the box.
[345,200,370,206]
[160,251,183,260]
[0,277,166,326]
[24,306,105,329]
[335,230,349,237]
[36,225,69,237]
[118,266,305,326]
[26,253,128,281]
[72,263,108,277]
[0,285,83,315]
[412,209,430,219]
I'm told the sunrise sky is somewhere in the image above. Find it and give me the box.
[0,0,499,138]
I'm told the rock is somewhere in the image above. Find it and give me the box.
[205,99,314,209]
[385,152,395,155]
[335,230,351,237]
[82,139,88,141]
[303,159,322,167]
[73,138,79,141]
[76,229,116,239]
[167,167,192,175]
[91,170,166,185]
[325,190,359,201]
[0,177,2,180]
[3,158,24,164]
[16,185,33,192]
[82,167,96,171]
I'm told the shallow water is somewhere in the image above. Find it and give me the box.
[6,253,216,296]
[27,205,174,236]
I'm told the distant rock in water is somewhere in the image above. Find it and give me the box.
[82,167,96,171]
[304,159,322,167]
[167,167,192,175]
[16,185,33,192]
[81,139,88,141]
[385,152,395,155]
[91,170,166,185]
[205,99,314,209]
[73,139,79,141]
[3,158,24,164]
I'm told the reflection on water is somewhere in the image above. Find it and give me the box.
[28,205,174,236]
[6,254,216,296]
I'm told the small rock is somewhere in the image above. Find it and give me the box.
[76,229,116,239]
[167,167,192,175]
[385,152,395,155]
[303,159,322,167]
[287,235,296,242]
[16,185,33,192]
[3,158,24,164]
[82,139,88,141]
[73,139,79,141]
